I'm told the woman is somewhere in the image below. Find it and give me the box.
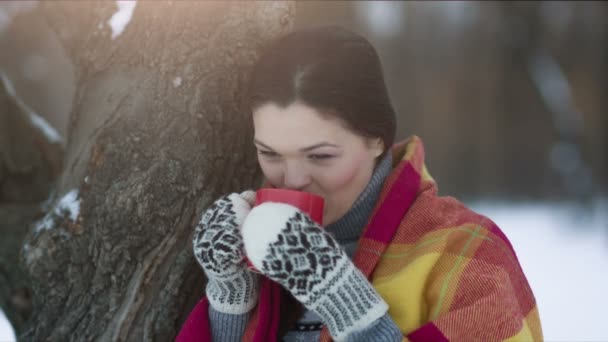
[177,26,542,342]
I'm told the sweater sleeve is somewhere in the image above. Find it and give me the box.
[345,313,403,342]
[208,306,250,342]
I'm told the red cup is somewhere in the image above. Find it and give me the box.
[254,188,325,225]
[245,188,325,271]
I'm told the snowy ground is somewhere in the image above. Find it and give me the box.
[469,199,608,342]
[0,309,14,342]
[1,200,606,341]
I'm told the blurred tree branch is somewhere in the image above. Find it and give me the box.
[0,70,63,336]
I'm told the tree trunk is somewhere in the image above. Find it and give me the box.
[0,68,63,337]
[14,1,294,341]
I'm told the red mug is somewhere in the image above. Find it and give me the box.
[254,188,325,225]
[245,188,325,271]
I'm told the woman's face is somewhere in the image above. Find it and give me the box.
[252,102,384,225]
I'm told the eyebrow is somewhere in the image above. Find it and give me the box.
[254,139,340,152]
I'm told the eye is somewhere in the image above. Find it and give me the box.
[308,154,334,161]
[258,150,280,158]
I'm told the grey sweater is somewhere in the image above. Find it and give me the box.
[209,154,402,341]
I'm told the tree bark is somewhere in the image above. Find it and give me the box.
[15,1,294,341]
[0,69,63,337]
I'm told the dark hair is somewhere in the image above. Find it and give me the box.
[248,25,396,156]
[248,26,397,337]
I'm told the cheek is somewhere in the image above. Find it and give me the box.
[258,159,283,186]
[316,155,366,192]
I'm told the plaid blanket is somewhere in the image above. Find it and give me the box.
[177,136,542,341]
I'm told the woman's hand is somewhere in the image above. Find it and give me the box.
[242,203,388,341]
[192,191,259,314]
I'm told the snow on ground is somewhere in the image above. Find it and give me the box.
[469,199,608,342]
[1,200,606,340]
[0,309,15,342]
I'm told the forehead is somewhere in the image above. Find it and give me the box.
[252,102,353,147]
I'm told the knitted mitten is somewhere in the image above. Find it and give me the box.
[242,202,388,341]
[192,191,260,314]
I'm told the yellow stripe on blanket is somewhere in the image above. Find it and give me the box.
[504,306,542,341]
[504,318,533,342]
[373,252,442,334]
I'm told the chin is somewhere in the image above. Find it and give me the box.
[323,212,335,226]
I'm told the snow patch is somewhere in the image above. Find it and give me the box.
[59,189,81,221]
[0,308,16,342]
[0,71,16,97]
[0,71,63,144]
[172,76,182,88]
[29,111,62,144]
[108,0,137,40]
[33,213,53,233]
[34,189,80,233]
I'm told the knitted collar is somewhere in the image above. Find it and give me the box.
[325,152,393,243]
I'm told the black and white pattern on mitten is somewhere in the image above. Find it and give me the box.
[242,203,388,341]
[193,192,259,314]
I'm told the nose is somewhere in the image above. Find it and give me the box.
[283,161,311,191]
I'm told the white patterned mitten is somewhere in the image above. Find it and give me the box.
[242,202,388,341]
[192,191,260,314]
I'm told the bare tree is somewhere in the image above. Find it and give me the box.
[1,1,294,340]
